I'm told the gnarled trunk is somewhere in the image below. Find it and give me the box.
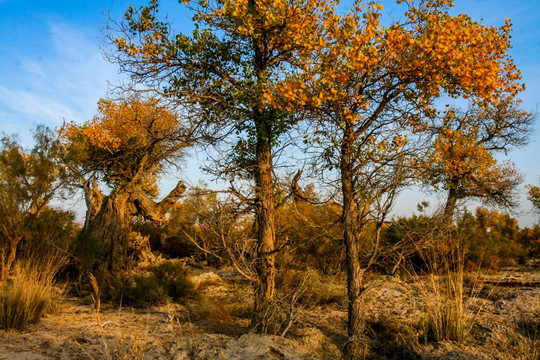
[83,179,105,228]
[85,189,132,271]
[82,180,187,271]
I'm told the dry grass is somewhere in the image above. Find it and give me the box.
[75,274,149,360]
[412,236,487,343]
[0,256,65,330]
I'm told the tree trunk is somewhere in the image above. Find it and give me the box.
[251,128,276,332]
[443,185,458,225]
[133,180,186,222]
[83,179,105,228]
[1,234,22,281]
[85,189,132,271]
[249,13,276,332]
[341,131,366,360]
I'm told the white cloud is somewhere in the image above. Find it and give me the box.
[0,20,119,135]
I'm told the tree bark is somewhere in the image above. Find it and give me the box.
[249,9,277,331]
[133,180,186,222]
[341,130,366,360]
[1,235,22,281]
[83,179,105,228]
[251,125,276,332]
[84,189,131,271]
[443,183,458,225]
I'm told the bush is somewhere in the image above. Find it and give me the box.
[70,230,105,279]
[366,313,420,359]
[277,268,343,307]
[102,260,196,307]
[0,257,64,330]
[189,297,234,333]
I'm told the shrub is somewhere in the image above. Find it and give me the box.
[102,260,196,307]
[70,230,105,279]
[189,297,234,334]
[0,257,64,330]
[277,268,343,307]
[366,313,420,359]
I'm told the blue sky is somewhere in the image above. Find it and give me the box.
[0,0,539,225]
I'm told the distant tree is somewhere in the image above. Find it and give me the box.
[526,183,540,214]
[0,127,68,279]
[458,207,524,268]
[424,96,534,221]
[518,223,540,259]
[58,98,194,271]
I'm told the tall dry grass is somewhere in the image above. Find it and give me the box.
[403,222,488,343]
[0,256,65,330]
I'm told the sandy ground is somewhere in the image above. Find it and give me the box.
[0,266,538,360]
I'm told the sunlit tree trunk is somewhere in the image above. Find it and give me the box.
[251,109,276,331]
[341,129,365,360]
[1,235,22,281]
[85,189,132,271]
[249,8,277,330]
[443,179,459,224]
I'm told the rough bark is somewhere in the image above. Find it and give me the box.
[443,183,458,224]
[83,179,105,228]
[249,8,277,331]
[251,124,277,331]
[133,180,186,222]
[85,189,132,271]
[341,131,366,360]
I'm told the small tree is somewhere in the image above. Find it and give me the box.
[527,183,540,214]
[0,127,68,279]
[58,98,194,271]
[424,96,533,221]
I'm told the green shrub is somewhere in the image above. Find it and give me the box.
[70,230,105,278]
[0,257,64,330]
[147,260,195,300]
[102,260,196,307]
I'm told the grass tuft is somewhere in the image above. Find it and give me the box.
[0,257,64,330]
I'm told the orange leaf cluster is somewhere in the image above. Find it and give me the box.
[60,98,179,154]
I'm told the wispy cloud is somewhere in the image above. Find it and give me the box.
[0,20,118,140]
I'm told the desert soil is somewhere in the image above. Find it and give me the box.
[0,266,538,360]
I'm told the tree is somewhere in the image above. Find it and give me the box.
[108,0,331,330]
[58,98,193,272]
[526,183,540,214]
[424,96,533,221]
[0,127,68,279]
[279,0,524,357]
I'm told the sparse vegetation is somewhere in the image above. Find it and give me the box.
[0,256,64,330]
[100,260,196,307]
[1,0,539,359]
